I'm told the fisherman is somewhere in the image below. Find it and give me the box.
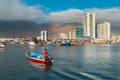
[42,48,48,59]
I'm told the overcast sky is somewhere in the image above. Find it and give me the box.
[0,0,120,27]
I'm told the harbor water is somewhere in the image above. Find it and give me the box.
[0,44,120,80]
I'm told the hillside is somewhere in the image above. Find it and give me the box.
[0,21,82,38]
[0,21,119,39]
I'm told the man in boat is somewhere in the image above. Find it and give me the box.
[42,48,48,59]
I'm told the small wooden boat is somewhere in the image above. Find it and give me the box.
[28,41,36,46]
[0,44,5,48]
[39,42,48,47]
[61,41,70,46]
[70,42,77,46]
[0,43,5,48]
[54,43,62,46]
[40,43,48,47]
[25,51,53,63]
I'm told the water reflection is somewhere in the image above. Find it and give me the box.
[29,60,52,73]
[83,46,111,59]
[0,48,5,53]
[1,44,120,80]
[28,46,35,50]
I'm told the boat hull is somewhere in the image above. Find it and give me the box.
[28,57,53,63]
[25,52,53,64]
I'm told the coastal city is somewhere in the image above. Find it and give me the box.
[0,12,120,48]
[1,0,120,80]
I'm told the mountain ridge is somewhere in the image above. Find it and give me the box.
[0,21,82,38]
[0,21,119,38]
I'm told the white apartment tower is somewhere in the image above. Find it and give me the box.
[69,31,75,39]
[83,12,95,38]
[97,22,110,39]
[41,30,48,41]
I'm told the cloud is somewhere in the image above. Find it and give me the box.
[0,0,47,21]
[0,0,120,27]
[47,9,84,23]
[92,8,120,27]
[47,8,120,27]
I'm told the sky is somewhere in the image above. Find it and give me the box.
[0,0,120,27]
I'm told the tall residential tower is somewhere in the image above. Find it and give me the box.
[97,22,110,39]
[41,30,48,41]
[83,12,95,38]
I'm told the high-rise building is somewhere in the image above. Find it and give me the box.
[41,30,48,41]
[97,22,110,39]
[74,27,84,39]
[83,12,95,38]
[69,31,75,39]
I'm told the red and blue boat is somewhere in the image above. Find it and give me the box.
[25,51,53,64]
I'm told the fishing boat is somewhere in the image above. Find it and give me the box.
[61,42,70,46]
[39,43,48,47]
[0,42,5,48]
[38,42,48,47]
[40,44,48,46]
[0,44,5,48]
[53,43,62,46]
[25,51,53,63]
[28,41,36,46]
[70,42,77,46]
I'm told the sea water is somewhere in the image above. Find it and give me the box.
[0,44,120,80]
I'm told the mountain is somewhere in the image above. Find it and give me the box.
[0,21,119,38]
[0,21,82,38]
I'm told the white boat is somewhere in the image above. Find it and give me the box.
[28,41,36,46]
[0,43,5,48]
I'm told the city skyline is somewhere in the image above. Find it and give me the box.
[0,0,120,27]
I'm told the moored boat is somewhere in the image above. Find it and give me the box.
[54,43,62,46]
[25,51,53,63]
[0,42,5,48]
[39,42,48,47]
[28,41,36,46]
[0,44,5,48]
[70,42,77,46]
[39,43,48,47]
[61,41,70,46]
